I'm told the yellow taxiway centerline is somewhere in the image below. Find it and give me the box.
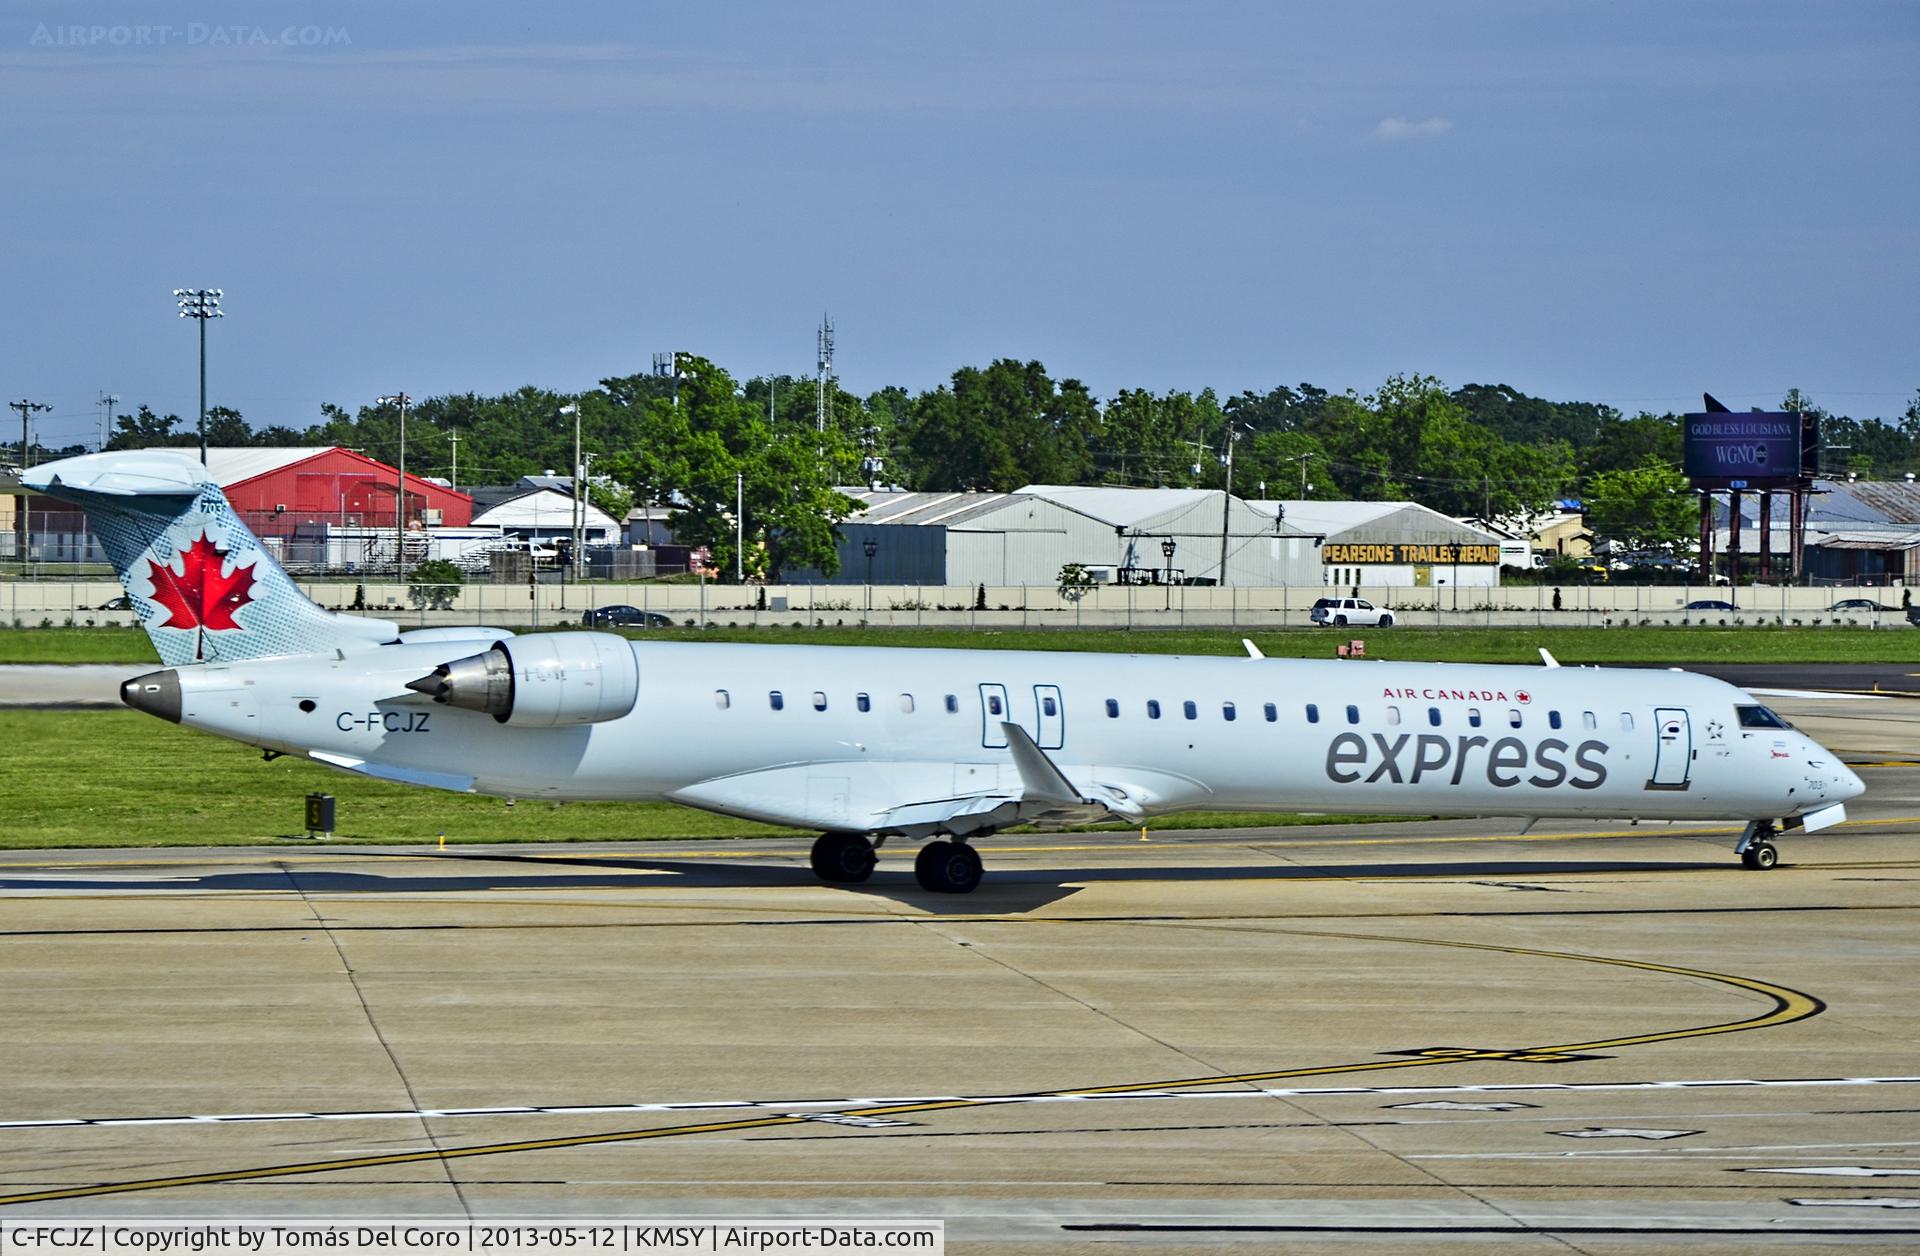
[0,929,1825,1207]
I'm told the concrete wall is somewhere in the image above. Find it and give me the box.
[7,578,1914,632]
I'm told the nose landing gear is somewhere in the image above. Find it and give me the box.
[1736,820,1780,870]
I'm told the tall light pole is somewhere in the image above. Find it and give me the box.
[863,536,878,610]
[173,288,222,465]
[1161,537,1177,610]
[378,393,412,578]
[10,398,51,568]
[560,403,582,581]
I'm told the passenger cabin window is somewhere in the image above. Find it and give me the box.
[1620,712,1635,732]
[1737,704,1792,729]
[1222,701,1236,722]
[812,691,828,711]
[1105,698,1120,718]
[1385,705,1401,726]
[1507,709,1522,728]
[899,694,915,713]
[1428,707,1442,727]
[855,693,871,713]
[1305,703,1319,723]
[769,691,784,711]
[715,689,730,710]
[1183,700,1198,720]
[1548,710,1562,730]
[944,694,959,714]
[1042,695,1058,717]
[1264,702,1278,722]
[987,694,1003,716]
[1582,710,1597,730]
[1346,704,1360,725]
[1147,700,1162,720]
[1467,708,1482,727]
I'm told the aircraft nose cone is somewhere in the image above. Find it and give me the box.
[121,669,182,723]
[1839,762,1867,801]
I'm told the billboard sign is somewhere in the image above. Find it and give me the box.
[1683,412,1805,485]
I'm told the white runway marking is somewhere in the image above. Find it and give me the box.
[6,1075,1916,1131]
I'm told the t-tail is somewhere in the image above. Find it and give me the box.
[23,450,398,666]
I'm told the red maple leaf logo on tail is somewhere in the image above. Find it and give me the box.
[146,533,256,635]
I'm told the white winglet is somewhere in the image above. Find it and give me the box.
[1539,648,1561,669]
[1243,638,1265,659]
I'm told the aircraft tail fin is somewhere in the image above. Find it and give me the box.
[23,450,398,666]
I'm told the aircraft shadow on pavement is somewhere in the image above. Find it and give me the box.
[0,848,1724,916]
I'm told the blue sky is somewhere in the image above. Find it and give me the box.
[4,1,1915,450]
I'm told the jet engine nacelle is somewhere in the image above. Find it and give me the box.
[408,632,639,727]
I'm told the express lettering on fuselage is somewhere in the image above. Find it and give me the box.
[1325,732,1608,790]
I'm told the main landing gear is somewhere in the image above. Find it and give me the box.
[808,833,985,893]
[809,832,878,884]
[1736,820,1781,871]
[914,840,983,894]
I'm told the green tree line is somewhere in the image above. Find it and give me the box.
[93,363,1920,579]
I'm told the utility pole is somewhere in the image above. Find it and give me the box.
[173,288,223,464]
[10,398,52,567]
[377,393,412,578]
[735,470,744,583]
[581,451,598,580]
[97,392,119,450]
[447,430,459,494]
[1217,424,1241,587]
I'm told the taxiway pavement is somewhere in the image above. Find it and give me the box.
[1,786,1917,1248]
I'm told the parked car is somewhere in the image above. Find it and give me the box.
[1828,598,1896,612]
[90,595,132,610]
[582,604,674,629]
[1683,599,1738,612]
[1310,596,1394,627]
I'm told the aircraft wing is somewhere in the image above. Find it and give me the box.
[669,724,1146,837]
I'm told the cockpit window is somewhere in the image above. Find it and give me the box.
[1736,704,1792,729]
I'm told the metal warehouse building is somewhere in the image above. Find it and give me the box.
[1249,500,1506,589]
[799,485,1321,586]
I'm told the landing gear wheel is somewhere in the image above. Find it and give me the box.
[1741,841,1779,870]
[809,832,877,884]
[914,841,984,894]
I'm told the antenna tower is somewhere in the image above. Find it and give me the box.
[815,313,834,433]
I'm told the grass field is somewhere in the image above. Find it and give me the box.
[0,711,1380,850]
[5,623,1919,666]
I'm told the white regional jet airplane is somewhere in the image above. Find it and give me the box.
[26,450,1863,892]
